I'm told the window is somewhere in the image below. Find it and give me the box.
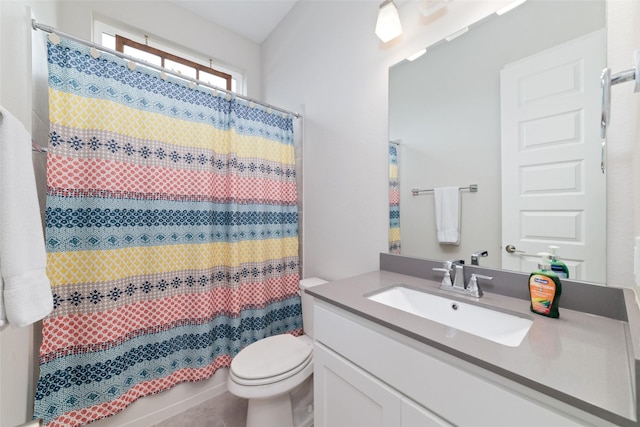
[115,35,232,91]
[96,21,241,93]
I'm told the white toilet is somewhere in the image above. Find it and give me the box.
[226,277,328,427]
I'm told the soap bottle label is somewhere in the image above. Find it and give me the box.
[529,274,556,315]
[550,264,568,279]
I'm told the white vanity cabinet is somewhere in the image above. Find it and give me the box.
[314,341,451,427]
[313,301,605,427]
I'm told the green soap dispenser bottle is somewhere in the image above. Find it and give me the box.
[548,245,569,279]
[529,252,562,318]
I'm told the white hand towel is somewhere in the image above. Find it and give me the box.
[0,106,52,327]
[434,186,460,245]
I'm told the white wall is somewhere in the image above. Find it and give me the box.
[262,0,640,288]
[606,0,640,288]
[262,1,506,281]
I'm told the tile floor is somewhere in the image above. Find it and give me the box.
[154,392,247,427]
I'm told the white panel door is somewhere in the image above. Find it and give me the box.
[500,29,606,282]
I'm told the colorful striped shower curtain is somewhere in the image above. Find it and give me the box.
[34,38,301,426]
[389,142,400,253]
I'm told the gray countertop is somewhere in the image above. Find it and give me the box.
[307,269,638,426]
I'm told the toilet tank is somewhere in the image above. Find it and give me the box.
[299,277,328,338]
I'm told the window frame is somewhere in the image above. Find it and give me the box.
[115,35,232,91]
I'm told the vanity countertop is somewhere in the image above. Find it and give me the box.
[307,269,639,426]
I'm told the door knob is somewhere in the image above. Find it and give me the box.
[505,244,524,254]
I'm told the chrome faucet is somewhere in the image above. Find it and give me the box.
[432,260,492,298]
[452,263,466,290]
[471,250,488,266]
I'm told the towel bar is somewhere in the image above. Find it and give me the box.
[411,184,478,196]
[31,142,48,154]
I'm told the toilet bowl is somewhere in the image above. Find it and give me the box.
[226,277,328,427]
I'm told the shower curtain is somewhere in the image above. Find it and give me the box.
[34,37,301,426]
[389,142,400,253]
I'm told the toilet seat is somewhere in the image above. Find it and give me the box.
[230,334,313,386]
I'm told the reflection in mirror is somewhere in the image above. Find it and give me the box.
[389,0,606,283]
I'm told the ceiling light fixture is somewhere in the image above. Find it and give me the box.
[407,48,427,61]
[496,0,527,16]
[375,0,403,43]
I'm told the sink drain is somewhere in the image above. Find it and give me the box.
[451,303,458,310]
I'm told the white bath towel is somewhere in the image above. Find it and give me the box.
[0,106,52,327]
[434,186,460,245]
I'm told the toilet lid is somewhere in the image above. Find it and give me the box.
[231,334,312,380]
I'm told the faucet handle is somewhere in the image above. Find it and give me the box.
[446,259,465,268]
[432,267,453,287]
[467,274,492,297]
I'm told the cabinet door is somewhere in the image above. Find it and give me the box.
[314,343,401,427]
[401,398,453,427]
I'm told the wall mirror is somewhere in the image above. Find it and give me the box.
[388,0,606,283]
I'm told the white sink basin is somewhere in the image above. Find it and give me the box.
[367,285,533,347]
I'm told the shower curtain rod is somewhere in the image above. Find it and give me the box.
[31,19,302,119]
